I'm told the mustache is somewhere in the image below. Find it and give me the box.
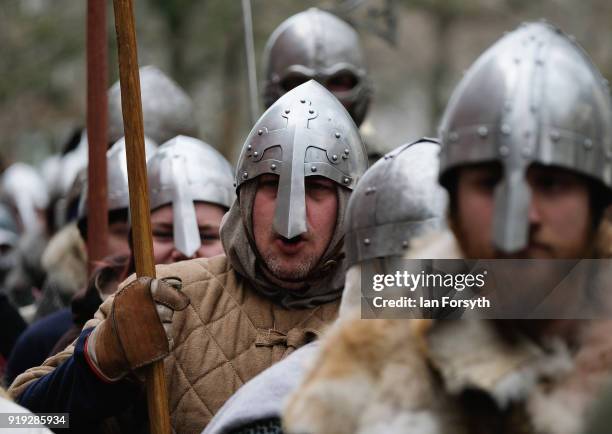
[497,238,554,258]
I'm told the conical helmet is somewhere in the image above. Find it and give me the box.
[0,163,49,234]
[147,135,235,257]
[77,136,158,222]
[236,80,368,239]
[345,138,448,267]
[438,22,612,253]
[263,8,372,126]
[108,66,198,145]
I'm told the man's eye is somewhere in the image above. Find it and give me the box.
[309,183,332,192]
[110,226,129,237]
[200,233,220,243]
[476,171,502,189]
[326,72,358,91]
[535,175,566,193]
[280,74,310,92]
[153,231,173,240]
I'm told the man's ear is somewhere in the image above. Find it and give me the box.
[447,206,461,243]
[594,206,612,259]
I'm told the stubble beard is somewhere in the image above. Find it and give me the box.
[261,250,320,282]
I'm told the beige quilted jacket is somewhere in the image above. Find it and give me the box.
[9,255,339,434]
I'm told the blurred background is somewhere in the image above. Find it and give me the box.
[1,0,611,167]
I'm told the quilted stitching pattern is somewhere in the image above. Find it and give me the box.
[152,256,339,434]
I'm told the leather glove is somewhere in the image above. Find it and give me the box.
[85,276,189,381]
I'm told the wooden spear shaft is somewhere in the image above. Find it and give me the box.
[111,1,170,433]
[86,0,109,273]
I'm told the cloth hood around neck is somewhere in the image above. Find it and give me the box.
[220,179,349,309]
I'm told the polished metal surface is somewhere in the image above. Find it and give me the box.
[108,65,198,145]
[0,163,49,234]
[236,80,367,239]
[344,138,448,267]
[77,136,158,221]
[262,8,372,126]
[438,22,612,252]
[147,135,235,257]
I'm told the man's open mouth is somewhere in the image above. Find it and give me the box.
[275,235,306,253]
[281,235,304,245]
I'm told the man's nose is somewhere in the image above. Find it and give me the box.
[527,195,543,225]
[170,247,192,262]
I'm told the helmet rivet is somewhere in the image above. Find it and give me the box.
[335,132,341,139]
[584,138,593,149]
[285,109,290,114]
[257,130,263,136]
[478,126,488,138]
[309,109,315,114]
[247,144,252,150]
[501,124,511,135]
[311,166,317,172]
[344,148,350,155]
[342,155,348,160]
[253,151,259,157]
[343,177,350,184]
[449,131,459,142]
[242,172,248,179]
[363,238,371,246]
[522,145,532,157]
[499,146,510,157]
[550,130,560,142]
[332,154,338,161]
[300,99,306,103]
[271,164,277,170]
[402,241,409,249]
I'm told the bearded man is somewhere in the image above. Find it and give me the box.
[9,80,368,434]
[283,22,612,434]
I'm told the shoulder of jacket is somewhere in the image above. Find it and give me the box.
[154,254,234,285]
[116,255,237,293]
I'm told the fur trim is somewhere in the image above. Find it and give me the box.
[41,223,87,297]
[528,320,612,434]
[404,229,463,259]
[426,320,544,405]
[284,317,448,434]
[338,265,361,319]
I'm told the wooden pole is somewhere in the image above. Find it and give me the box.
[86,0,109,273]
[241,0,259,125]
[111,1,170,433]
